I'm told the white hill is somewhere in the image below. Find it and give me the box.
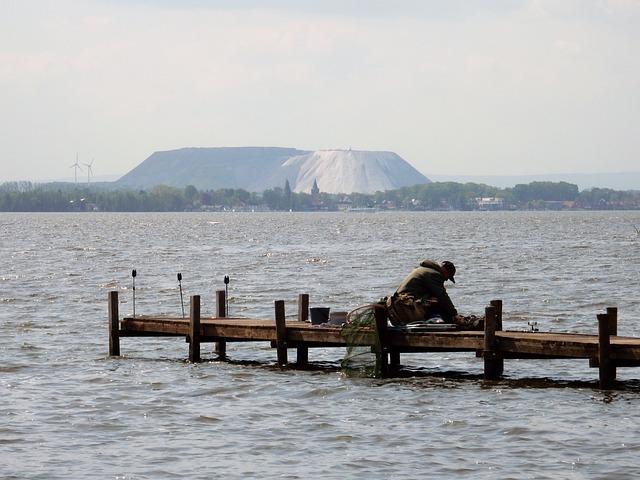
[277,149,430,194]
[115,147,430,193]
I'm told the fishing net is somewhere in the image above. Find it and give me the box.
[340,304,383,377]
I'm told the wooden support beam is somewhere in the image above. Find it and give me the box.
[298,294,309,322]
[598,312,614,389]
[490,299,504,376]
[214,290,227,358]
[189,295,201,363]
[275,300,287,366]
[373,304,389,377]
[483,305,501,380]
[607,307,618,336]
[607,307,618,382]
[296,294,309,366]
[490,299,503,332]
[108,291,120,356]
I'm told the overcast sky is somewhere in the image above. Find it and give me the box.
[1,0,639,181]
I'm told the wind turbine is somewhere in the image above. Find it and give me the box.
[83,158,94,184]
[70,154,83,184]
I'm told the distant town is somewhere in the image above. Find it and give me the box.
[1,179,639,212]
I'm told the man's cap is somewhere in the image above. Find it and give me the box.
[442,261,456,283]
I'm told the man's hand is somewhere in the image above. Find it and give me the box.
[453,315,466,326]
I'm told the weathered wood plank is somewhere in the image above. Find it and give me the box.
[116,315,640,365]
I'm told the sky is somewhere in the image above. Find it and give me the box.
[1,0,639,181]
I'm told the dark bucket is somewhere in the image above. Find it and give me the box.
[310,307,331,325]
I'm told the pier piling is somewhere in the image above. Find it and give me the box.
[189,295,201,363]
[108,291,120,356]
[489,299,504,376]
[483,305,501,380]
[214,290,226,358]
[598,312,614,389]
[296,294,309,366]
[275,300,287,365]
[373,305,389,377]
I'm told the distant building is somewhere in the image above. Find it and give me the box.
[475,197,505,210]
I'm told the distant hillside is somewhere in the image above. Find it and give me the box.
[116,147,308,191]
[429,172,640,191]
[116,147,430,194]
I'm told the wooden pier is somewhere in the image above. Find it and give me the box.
[108,291,640,389]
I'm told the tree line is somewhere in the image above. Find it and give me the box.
[0,180,639,212]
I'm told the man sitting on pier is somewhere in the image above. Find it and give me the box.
[386,259,464,326]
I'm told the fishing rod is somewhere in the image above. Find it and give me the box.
[132,269,137,318]
[224,275,230,317]
[178,272,185,319]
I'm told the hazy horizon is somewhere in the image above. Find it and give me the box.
[1,1,639,182]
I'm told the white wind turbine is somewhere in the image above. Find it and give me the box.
[70,154,83,184]
[83,158,94,184]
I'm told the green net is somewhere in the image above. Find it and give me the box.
[340,304,383,377]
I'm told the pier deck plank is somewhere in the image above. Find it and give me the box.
[119,316,640,362]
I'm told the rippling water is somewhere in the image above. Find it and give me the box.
[1,211,640,479]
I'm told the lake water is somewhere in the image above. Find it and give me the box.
[1,211,640,479]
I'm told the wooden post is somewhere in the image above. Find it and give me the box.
[214,290,226,358]
[189,295,201,363]
[490,299,503,331]
[298,294,309,322]
[108,291,120,356]
[607,307,618,336]
[373,304,389,377]
[483,305,501,380]
[490,299,504,376]
[275,300,287,366]
[296,294,309,366]
[598,312,614,389]
[607,307,618,382]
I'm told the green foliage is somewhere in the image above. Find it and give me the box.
[0,180,638,212]
[510,181,579,203]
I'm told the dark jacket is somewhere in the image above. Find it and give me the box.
[395,259,458,320]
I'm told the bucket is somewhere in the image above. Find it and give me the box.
[310,307,330,325]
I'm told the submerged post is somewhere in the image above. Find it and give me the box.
[296,294,309,366]
[483,305,501,380]
[373,304,389,377]
[598,312,614,389]
[275,300,287,366]
[108,291,120,356]
[189,295,201,363]
[214,290,226,358]
[490,299,504,376]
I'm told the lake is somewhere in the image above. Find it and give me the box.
[1,211,640,479]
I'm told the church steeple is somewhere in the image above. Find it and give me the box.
[311,178,320,196]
